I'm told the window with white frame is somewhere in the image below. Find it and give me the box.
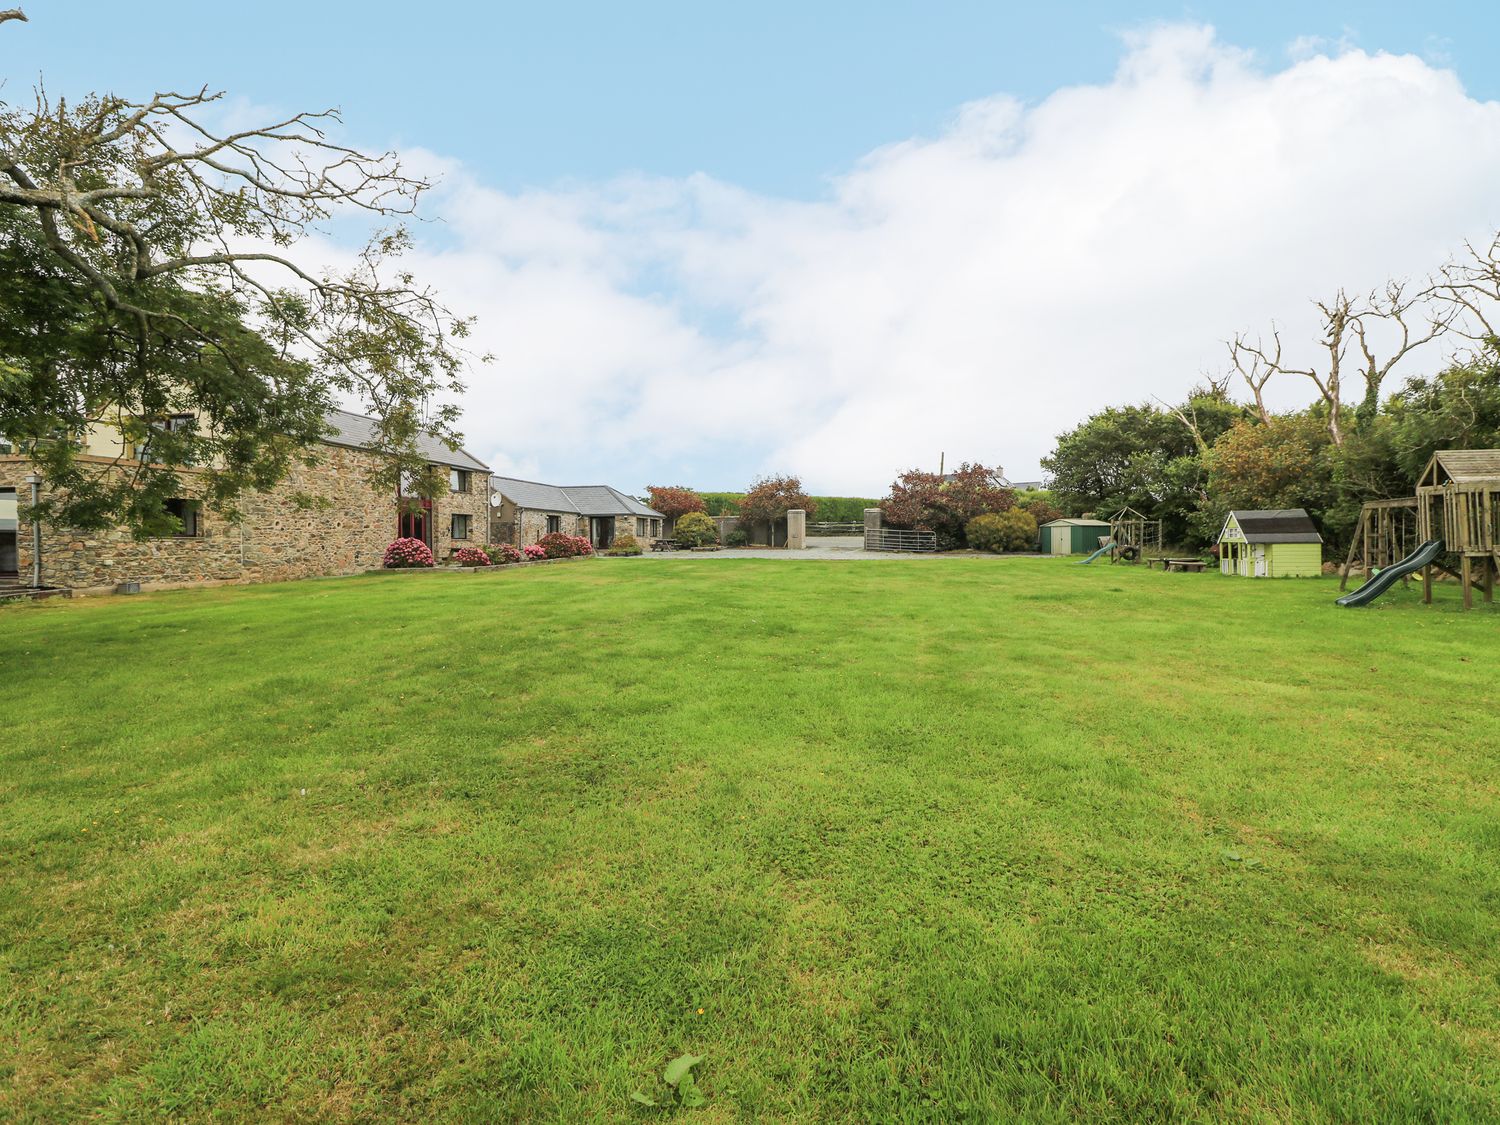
[636,517,647,536]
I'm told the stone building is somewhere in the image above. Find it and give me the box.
[0,409,490,595]
[490,477,663,550]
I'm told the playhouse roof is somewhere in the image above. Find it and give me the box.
[1419,449,1500,487]
[1224,509,1323,544]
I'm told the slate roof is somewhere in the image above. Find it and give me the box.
[1225,509,1323,544]
[321,409,489,473]
[491,477,663,518]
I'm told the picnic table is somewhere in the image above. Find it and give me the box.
[1163,558,1207,573]
[650,539,679,552]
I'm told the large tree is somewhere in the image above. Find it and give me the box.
[644,485,706,522]
[882,462,1013,546]
[736,475,817,525]
[1385,343,1500,479]
[0,10,479,533]
[1041,389,1244,546]
[1227,283,1451,446]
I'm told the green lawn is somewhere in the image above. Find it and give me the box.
[3,558,1499,1122]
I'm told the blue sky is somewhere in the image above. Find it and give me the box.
[14,3,1500,492]
[27,2,1493,198]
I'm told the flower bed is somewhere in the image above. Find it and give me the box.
[537,532,594,559]
[383,537,434,569]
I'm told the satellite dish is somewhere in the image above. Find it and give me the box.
[490,493,503,508]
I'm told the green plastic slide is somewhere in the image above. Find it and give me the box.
[1075,541,1114,565]
[1335,539,1444,607]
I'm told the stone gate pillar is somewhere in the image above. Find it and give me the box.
[863,507,883,531]
[787,509,806,550]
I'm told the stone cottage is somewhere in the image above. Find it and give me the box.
[490,477,663,550]
[0,408,491,595]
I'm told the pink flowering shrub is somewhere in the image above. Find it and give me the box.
[490,543,524,565]
[383,537,434,568]
[454,546,491,567]
[538,532,594,559]
[522,544,547,561]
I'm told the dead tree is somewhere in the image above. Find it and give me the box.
[1435,234,1500,345]
[1228,285,1447,445]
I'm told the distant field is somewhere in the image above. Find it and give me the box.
[3,560,1498,1121]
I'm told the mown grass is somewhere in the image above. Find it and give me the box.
[2,558,1498,1122]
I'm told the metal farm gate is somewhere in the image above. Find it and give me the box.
[863,527,938,552]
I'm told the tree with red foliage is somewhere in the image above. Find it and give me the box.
[1018,496,1064,527]
[645,485,706,521]
[882,463,1014,546]
[737,475,818,525]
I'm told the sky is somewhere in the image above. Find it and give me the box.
[13,2,1500,493]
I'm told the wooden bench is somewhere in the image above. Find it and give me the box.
[1163,558,1207,573]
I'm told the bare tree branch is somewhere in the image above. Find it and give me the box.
[1433,235,1500,344]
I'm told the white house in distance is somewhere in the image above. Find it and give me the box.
[1217,509,1323,578]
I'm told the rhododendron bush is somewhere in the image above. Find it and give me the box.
[490,543,524,565]
[538,532,593,559]
[454,546,491,567]
[522,544,547,560]
[383,537,434,568]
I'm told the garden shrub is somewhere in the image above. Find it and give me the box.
[725,529,749,547]
[605,533,643,556]
[538,532,594,559]
[490,543,524,565]
[674,511,719,547]
[965,508,1038,553]
[454,546,491,567]
[522,544,546,560]
[383,537,434,568]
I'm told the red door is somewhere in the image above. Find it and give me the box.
[399,498,432,545]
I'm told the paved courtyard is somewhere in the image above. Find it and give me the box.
[633,536,1050,560]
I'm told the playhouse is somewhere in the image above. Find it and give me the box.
[1217,509,1323,578]
[1038,518,1112,555]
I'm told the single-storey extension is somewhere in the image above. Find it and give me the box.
[491,477,663,550]
[1217,509,1323,578]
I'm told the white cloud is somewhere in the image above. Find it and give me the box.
[397,25,1500,494]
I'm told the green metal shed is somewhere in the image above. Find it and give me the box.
[1038,518,1113,555]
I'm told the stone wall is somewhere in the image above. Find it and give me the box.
[509,507,587,546]
[431,471,491,561]
[1,445,492,594]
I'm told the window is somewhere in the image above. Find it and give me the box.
[449,469,470,493]
[636,517,648,536]
[0,435,12,455]
[137,414,197,465]
[163,498,202,538]
[546,514,561,535]
[451,513,471,540]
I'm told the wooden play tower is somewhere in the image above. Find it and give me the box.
[1416,450,1500,608]
[1345,450,1500,608]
